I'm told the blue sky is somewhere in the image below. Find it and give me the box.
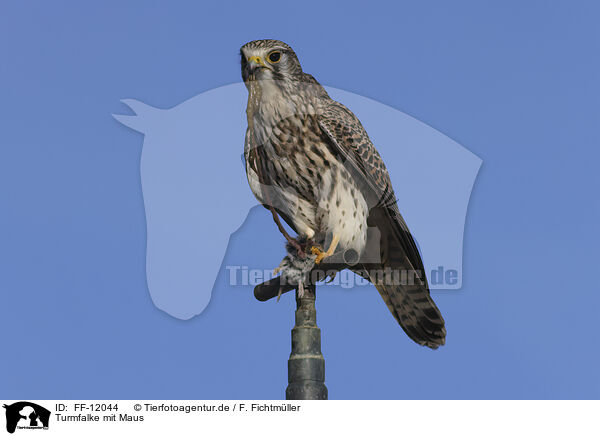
[0,1,598,399]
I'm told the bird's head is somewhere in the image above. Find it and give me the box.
[240,39,303,84]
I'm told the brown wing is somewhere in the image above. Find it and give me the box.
[318,99,446,348]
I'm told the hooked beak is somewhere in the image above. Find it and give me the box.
[242,55,269,82]
[248,56,266,68]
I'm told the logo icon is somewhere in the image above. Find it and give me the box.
[3,402,50,434]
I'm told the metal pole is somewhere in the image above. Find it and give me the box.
[285,285,328,400]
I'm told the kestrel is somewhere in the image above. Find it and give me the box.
[241,39,445,348]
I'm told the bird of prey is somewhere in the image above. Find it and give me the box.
[241,39,446,348]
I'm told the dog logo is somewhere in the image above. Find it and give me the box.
[3,402,50,433]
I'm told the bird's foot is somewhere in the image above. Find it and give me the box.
[310,234,340,265]
[310,246,326,264]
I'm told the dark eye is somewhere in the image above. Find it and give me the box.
[268,51,281,63]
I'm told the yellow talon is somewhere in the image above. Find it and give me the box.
[311,246,325,264]
[311,234,341,265]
